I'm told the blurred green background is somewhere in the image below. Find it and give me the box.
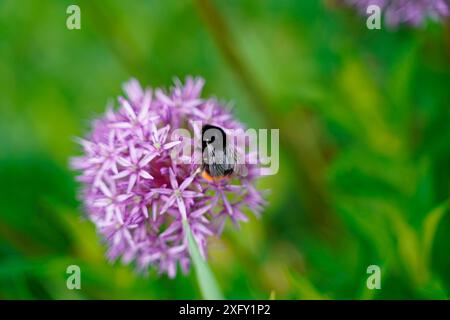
[0,0,449,299]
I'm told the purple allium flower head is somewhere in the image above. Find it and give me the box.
[71,77,266,277]
[345,0,449,27]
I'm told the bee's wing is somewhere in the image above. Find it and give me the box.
[203,144,225,176]
[225,145,247,176]
[203,142,248,177]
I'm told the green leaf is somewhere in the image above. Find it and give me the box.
[289,269,328,300]
[387,207,426,285]
[422,202,448,266]
[183,220,224,300]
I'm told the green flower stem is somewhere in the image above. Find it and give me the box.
[183,219,224,300]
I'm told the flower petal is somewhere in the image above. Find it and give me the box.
[119,97,136,120]
[169,168,178,189]
[139,170,153,180]
[127,174,137,193]
[176,197,187,220]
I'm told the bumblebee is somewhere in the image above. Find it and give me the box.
[201,124,236,182]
